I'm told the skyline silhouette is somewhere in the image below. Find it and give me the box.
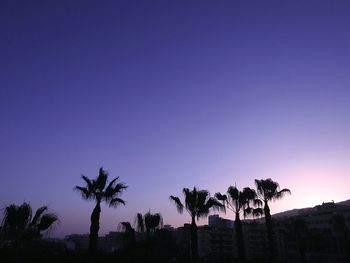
[1,0,350,239]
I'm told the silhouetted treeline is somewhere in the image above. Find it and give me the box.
[1,167,350,262]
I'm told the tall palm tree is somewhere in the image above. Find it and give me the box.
[170,187,224,262]
[215,186,262,262]
[134,211,163,241]
[75,167,127,252]
[255,178,291,262]
[1,202,58,245]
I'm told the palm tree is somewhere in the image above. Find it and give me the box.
[170,187,224,262]
[255,178,291,262]
[134,211,163,241]
[75,167,127,252]
[1,202,58,246]
[135,213,145,234]
[215,186,262,262]
[144,211,163,241]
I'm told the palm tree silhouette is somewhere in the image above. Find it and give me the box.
[170,187,224,262]
[144,211,163,241]
[215,186,262,262]
[134,211,163,241]
[255,178,291,262]
[1,202,58,246]
[75,167,127,252]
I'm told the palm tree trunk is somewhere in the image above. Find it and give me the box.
[191,216,199,263]
[89,200,101,253]
[264,202,274,262]
[235,211,245,262]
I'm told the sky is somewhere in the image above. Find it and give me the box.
[0,0,349,238]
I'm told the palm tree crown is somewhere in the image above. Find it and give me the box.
[170,187,224,219]
[215,186,262,218]
[255,178,291,203]
[1,202,58,241]
[144,211,163,233]
[134,211,163,241]
[75,167,127,206]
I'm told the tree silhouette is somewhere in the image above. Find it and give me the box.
[134,211,163,241]
[75,167,127,252]
[170,187,224,262]
[1,202,58,246]
[255,178,291,262]
[144,211,163,241]
[135,213,145,234]
[215,186,262,262]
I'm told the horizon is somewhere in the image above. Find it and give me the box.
[1,0,350,239]
[54,198,350,239]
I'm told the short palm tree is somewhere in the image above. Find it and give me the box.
[144,211,163,241]
[170,187,224,262]
[215,186,262,262]
[134,211,163,241]
[255,178,291,261]
[1,202,58,245]
[135,213,145,233]
[75,167,127,252]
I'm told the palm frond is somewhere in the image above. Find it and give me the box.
[243,207,253,218]
[215,192,227,201]
[81,175,94,192]
[228,186,240,201]
[30,206,48,227]
[197,190,210,207]
[169,195,184,213]
[252,208,264,217]
[95,167,108,191]
[37,213,58,231]
[2,204,18,229]
[134,213,144,232]
[17,203,32,228]
[74,186,91,199]
[105,182,128,198]
[205,197,225,213]
[183,188,195,213]
[254,199,263,207]
[274,188,291,200]
[105,177,118,191]
[109,197,126,207]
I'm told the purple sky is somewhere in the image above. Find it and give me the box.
[1,0,350,238]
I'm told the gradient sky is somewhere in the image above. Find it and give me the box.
[1,0,350,238]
